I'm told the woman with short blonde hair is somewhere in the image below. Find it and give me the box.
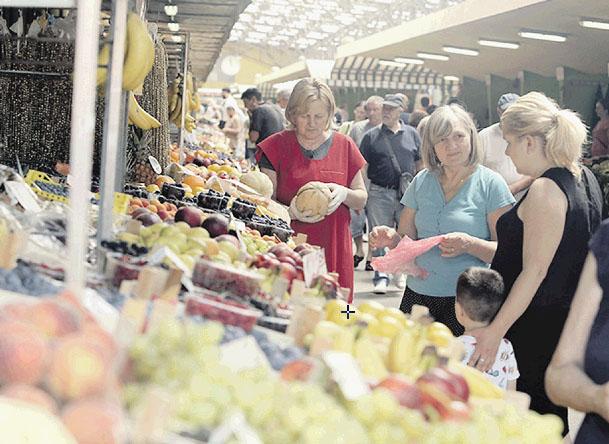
[285,78,336,131]
[256,78,367,302]
[370,104,515,334]
[466,92,603,434]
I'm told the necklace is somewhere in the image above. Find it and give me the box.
[440,167,474,200]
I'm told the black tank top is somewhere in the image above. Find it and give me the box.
[491,167,602,308]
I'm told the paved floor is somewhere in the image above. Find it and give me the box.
[351,239,403,309]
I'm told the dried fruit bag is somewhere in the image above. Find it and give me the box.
[371,235,444,278]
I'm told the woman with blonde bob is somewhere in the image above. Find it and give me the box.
[466,92,602,433]
[256,78,367,301]
[370,104,514,333]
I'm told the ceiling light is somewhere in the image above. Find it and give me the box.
[478,38,519,49]
[518,30,567,42]
[170,35,183,43]
[164,2,178,17]
[417,52,449,61]
[394,57,424,65]
[442,46,479,56]
[168,21,180,32]
[579,18,609,30]
[379,60,406,68]
[444,75,460,81]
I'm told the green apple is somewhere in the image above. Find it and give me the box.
[189,227,210,240]
[212,251,233,264]
[161,225,180,238]
[178,254,196,270]
[217,241,240,261]
[174,221,191,234]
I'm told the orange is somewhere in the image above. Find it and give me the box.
[182,175,206,190]
[155,175,175,187]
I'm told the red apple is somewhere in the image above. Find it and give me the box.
[279,262,298,282]
[279,256,297,267]
[215,234,240,249]
[417,367,469,402]
[201,214,229,237]
[157,210,169,220]
[376,376,423,410]
[175,206,204,228]
[135,212,162,227]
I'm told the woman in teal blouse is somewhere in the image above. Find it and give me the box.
[370,105,514,334]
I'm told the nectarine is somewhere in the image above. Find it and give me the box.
[0,321,48,385]
[62,398,125,444]
[1,384,58,414]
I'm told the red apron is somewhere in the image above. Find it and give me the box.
[258,130,366,302]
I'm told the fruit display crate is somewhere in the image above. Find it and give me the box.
[25,170,131,213]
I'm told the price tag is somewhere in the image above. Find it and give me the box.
[148,156,162,174]
[220,336,271,373]
[302,248,327,287]
[4,181,41,212]
[322,351,371,401]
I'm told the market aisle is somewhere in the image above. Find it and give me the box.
[352,241,403,308]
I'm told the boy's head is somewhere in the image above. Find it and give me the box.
[455,267,505,328]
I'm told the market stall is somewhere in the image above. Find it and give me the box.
[0,3,568,444]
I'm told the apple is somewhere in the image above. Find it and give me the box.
[136,212,162,227]
[376,376,423,410]
[279,256,297,267]
[417,367,469,402]
[293,243,313,254]
[157,210,169,220]
[201,214,229,237]
[175,206,203,228]
[279,262,298,282]
[215,234,240,249]
[202,158,212,167]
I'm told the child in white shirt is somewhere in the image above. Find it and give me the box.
[455,267,519,390]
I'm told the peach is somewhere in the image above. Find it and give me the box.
[29,300,81,338]
[1,384,58,414]
[0,303,35,322]
[80,323,117,359]
[157,210,169,221]
[0,321,48,385]
[62,398,125,444]
[140,199,149,208]
[47,335,112,400]
[56,291,95,323]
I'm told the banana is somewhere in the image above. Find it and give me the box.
[353,335,388,381]
[128,91,161,130]
[96,43,110,87]
[332,327,356,354]
[448,361,505,399]
[388,329,420,375]
[169,95,183,124]
[122,13,155,91]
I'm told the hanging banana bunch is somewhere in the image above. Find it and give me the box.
[168,71,199,130]
[96,13,155,92]
[128,91,161,130]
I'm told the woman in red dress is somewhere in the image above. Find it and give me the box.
[256,79,367,301]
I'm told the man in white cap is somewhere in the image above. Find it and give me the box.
[479,93,533,199]
[360,94,422,294]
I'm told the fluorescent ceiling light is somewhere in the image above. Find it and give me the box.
[518,30,567,42]
[394,57,424,65]
[444,75,460,81]
[442,46,479,56]
[579,18,609,30]
[167,22,180,32]
[164,4,178,16]
[379,60,406,68]
[417,52,449,61]
[478,39,519,49]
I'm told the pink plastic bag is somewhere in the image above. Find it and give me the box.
[371,235,444,278]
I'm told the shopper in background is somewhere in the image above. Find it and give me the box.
[256,78,367,301]
[360,93,422,294]
[349,96,384,269]
[221,87,245,124]
[370,104,514,333]
[467,92,602,432]
[397,93,411,124]
[276,89,291,115]
[353,101,366,122]
[546,219,609,444]
[418,96,430,113]
[408,110,428,129]
[590,97,609,158]
[349,96,383,147]
[241,87,285,145]
[222,105,244,159]
[479,93,534,200]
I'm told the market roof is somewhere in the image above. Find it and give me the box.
[146,0,250,81]
[260,0,609,84]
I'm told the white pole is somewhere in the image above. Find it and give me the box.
[98,0,128,244]
[178,33,190,150]
[66,0,102,293]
